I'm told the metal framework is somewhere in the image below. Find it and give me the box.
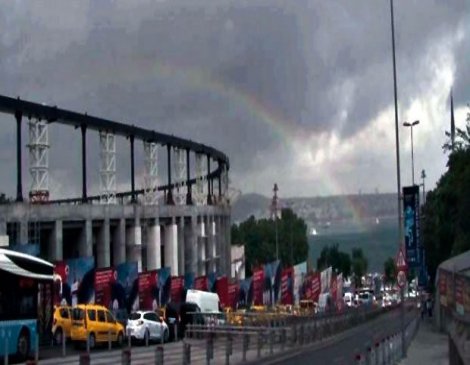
[172,147,186,205]
[27,118,49,202]
[194,153,206,206]
[0,94,229,204]
[99,131,116,204]
[143,141,159,205]
[221,164,229,205]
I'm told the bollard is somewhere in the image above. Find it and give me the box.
[174,323,178,342]
[183,342,191,365]
[79,352,90,365]
[34,335,39,364]
[86,335,90,355]
[374,342,380,365]
[155,346,164,365]
[257,332,262,359]
[365,347,372,365]
[281,328,286,351]
[145,329,149,347]
[242,333,249,362]
[299,324,304,346]
[108,330,112,351]
[121,348,131,365]
[292,324,297,346]
[206,333,214,365]
[269,330,274,355]
[160,324,164,345]
[225,336,231,365]
[4,338,7,365]
[62,330,66,357]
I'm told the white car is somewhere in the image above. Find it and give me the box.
[126,311,169,343]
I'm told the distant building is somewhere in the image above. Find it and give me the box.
[231,245,245,280]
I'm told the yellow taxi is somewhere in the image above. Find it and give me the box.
[70,304,125,349]
[52,305,72,345]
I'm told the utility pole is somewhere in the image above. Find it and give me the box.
[421,169,426,205]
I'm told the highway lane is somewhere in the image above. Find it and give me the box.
[258,307,418,365]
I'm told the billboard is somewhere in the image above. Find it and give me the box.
[170,276,185,303]
[215,276,229,309]
[228,282,240,310]
[157,267,172,306]
[238,278,252,308]
[263,260,281,306]
[293,262,307,305]
[252,268,264,306]
[281,267,294,305]
[138,270,159,311]
[194,276,208,291]
[95,267,117,309]
[53,257,95,306]
[114,262,139,314]
[403,185,420,267]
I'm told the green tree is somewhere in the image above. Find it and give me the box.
[423,105,470,284]
[231,208,309,276]
[351,248,368,288]
[383,257,396,285]
[317,244,351,278]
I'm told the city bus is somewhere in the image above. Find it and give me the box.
[0,248,54,361]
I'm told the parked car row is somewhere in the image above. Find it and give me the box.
[52,304,169,349]
[52,289,221,348]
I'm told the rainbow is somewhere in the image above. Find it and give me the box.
[91,59,372,226]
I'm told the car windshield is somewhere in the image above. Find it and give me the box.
[129,312,141,320]
[72,308,84,320]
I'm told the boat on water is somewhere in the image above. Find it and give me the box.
[310,228,318,236]
[375,217,380,225]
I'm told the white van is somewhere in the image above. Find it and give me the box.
[185,289,221,313]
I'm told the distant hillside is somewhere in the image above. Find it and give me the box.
[232,192,398,227]
[231,193,271,223]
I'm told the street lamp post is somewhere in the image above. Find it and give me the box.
[403,120,420,185]
[271,183,280,261]
[389,0,406,358]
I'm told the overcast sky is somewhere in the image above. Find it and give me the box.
[0,0,469,199]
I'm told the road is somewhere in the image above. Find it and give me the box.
[256,307,417,365]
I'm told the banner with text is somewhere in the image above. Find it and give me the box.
[403,185,420,267]
[281,267,294,305]
[252,268,264,306]
[95,267,117,309]
[138,270,159,311]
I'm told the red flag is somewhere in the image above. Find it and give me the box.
[95,267,117,308]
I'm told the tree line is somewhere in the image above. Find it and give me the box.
[231,208,309,276]
[422,106,470,284]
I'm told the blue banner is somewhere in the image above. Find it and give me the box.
[403,185,420,268]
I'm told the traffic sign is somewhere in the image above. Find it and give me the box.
[397,270,407,288]
[396,246,407,272]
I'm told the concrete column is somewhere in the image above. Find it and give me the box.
[164,223,178,276]
[97,219,110,268]
[113,218,126,265]
[146,220,161,271]
[48,220,63,261]
[19,220,28,244]
[207,215,215,273]
[79,219,92,257]
[126,220,142,272]
[177,217,185,275]
[184,216,196,274]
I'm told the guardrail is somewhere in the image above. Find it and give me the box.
[16,304,413,365]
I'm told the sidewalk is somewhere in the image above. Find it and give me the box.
[399,317,448,365]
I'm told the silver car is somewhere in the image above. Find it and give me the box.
[126,311,169,343]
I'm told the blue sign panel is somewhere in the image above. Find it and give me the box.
[403,185,420,268]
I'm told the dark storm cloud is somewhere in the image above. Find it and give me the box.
[0,0,469,197]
